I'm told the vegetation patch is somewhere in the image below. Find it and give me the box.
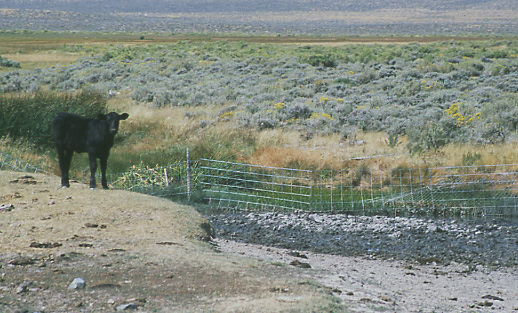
[0,90,106,148]
[2,33,518,181]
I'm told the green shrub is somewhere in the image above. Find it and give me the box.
[0,56,21,68]
[406,118,464,153]
[300,51,337,67]
[462,152,482,166]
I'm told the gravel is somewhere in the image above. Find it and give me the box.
[207,212,518,268]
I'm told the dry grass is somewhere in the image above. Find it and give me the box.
[251,131,407,170]
[116,103,213,138]
[0,52,81,72]
[251,128,518,171]
[5,94,518,178]
[440,142,518,167]
[64,97,518,173]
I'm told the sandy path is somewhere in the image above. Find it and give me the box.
[216,238,518,312]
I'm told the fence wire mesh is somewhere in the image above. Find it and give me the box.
[106,159,518,218]
[0,152,50,175]
[198,159,312,211]
[2,151,517,217]
[310,164,518,217]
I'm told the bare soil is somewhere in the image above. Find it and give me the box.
[2,170,517,312]
[217,240,518,312]
[0,171,340,312]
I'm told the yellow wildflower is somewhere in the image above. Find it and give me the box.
[319,96,329,102]
[274,102,286,110]
[310,112,334,121]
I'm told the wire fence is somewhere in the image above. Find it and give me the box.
[198,159,313,211]
[0,152,50,175]
[2,150,518,217]
[311,164,518,217]
[106,158,518,218]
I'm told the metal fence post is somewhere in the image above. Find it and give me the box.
[186,148,191,201]
[309,170,313,211]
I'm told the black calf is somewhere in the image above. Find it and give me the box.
[53,112,129,189]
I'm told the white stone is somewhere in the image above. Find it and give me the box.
[68,277,85,290]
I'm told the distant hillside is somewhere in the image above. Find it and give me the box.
[1,0,517,34]
[2,0,518,13]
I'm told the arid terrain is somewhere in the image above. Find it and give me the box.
[218,240,518,312]
[1,0,518,311]
[2,170,518,312]
[0,171,341,312]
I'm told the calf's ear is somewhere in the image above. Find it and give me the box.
[98,114,107,120]
[120,113,129,120]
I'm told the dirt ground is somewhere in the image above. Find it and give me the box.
[2,171,518,312]
[0,171,341,312]
[217,240,518,312]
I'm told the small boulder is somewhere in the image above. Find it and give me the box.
[68,277,86,290]
[116,303,137,311]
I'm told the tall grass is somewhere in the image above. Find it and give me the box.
[0,89,107,149]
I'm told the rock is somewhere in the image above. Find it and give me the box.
[127,297,147,306]
[288,251,308,259]
[482,294,504,301]
[16,281,32,294]
[290,260,311,268]
[29,242,62,249]
[477,300,493,307]
[8,256,38,266]
[0,204,14,212]
[207,212,518,268]
[426,225,437,233]
[9,175,37,184]
[379,295,393,303]
[116,303,137,311]
[73,301,84,308]
[68,277,86,290]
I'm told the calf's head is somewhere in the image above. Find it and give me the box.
[98,112,129,135]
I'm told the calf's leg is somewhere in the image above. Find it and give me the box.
[57,147,73,188]
[100,156,109,189]
[88,153,97,189]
